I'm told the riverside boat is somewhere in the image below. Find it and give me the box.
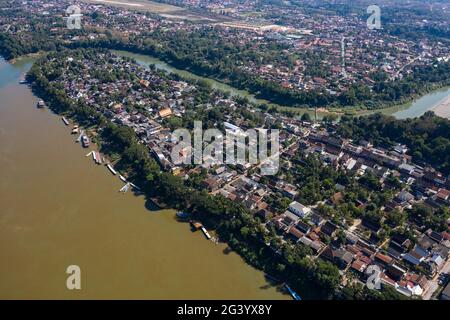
[107,164,117,175]
[62,117,69,126]
[285,285,301,300]
[37,100,45,108]
[176,211,191,219]
[81,135,90,148]
[201,226,212,240]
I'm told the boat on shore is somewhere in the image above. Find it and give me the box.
[201,226,212,240]
[119,183,130,193]
[36,100,45,108]
[119,175,127,182]
[62,117,69,126]
[76,130,84,143]
[71,125,79,134]
[176,211,191,219]
[94,151,102,164]
[264,274,281,283]
[107,164,117,175]
[19,79,28,84]
[81,135,90,148]
[285,285,301,300]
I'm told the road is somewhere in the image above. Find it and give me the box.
[422,257,450,300]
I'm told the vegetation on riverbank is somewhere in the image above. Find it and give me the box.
[26,50,342,299]
[67,35,450,111]
[1,24,448,112]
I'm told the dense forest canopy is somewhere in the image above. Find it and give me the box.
[338,111,450,175]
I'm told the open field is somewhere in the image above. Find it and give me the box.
[432,94,450,119]
[81,0,228,22]
[82,0,183,13]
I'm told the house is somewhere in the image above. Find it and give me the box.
[321,247,353,269]
[403,245,428,266]
[159,107,173,118]
[386,264,406,281]
[310,213,325,226]
[256,209,273,222]
[334,249,354,269]
[351,259,367,273]
[396,190,415,203]
[282,211,300,225]
[428,230,443,243]
[201,177,222,192]
[396,280,423,297]
[374,252,393,266]
[399,163,415,175]
[295,221,311,234]
[282,184,298,199]
[345,231,359,244]
[441,283,450,300]
[287,227,304,242]
[321,221,338,237]
[288,201,311,218]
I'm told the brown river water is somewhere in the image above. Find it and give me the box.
[0,57,287,299]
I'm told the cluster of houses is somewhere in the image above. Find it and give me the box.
[3,0,449,104]
[161,0,450,95]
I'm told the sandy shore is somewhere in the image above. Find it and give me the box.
[432,94,450,119]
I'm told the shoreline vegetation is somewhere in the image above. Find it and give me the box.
[23,48,412,300]
[68,37,450,113]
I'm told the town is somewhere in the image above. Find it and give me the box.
[1,0,450,301]
[1,0,449,109]
[24,46,450,300]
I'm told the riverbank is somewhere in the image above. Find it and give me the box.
[432,94,450,119]
[0,56,288,299]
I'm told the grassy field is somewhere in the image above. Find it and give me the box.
[81,0,183,13]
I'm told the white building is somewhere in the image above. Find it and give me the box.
[288,201,311,218]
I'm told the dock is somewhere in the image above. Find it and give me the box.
[285,285,301,300]
[95,152,102,164]
[119,183,130,193]
[107,164,117,175]
[129,182,140,190]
